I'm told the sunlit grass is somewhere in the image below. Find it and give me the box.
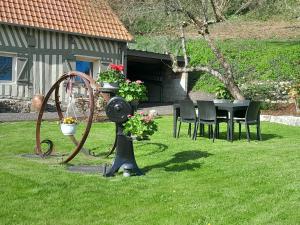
[0,117,299,225]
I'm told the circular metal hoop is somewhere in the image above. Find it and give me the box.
[35,71,95,163]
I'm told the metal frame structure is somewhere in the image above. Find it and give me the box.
[35,71,97,163]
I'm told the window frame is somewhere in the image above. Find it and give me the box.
[0,52,17,84]
[75,55,100,80]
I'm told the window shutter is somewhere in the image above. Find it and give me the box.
[16,57,30,84]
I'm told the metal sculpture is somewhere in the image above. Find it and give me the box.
[35,71,142,177]
[35,71,96,163]
[104,97,143,177]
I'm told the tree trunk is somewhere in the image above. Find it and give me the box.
[210,0,225,22]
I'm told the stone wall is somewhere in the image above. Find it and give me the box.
[0,99,31,113]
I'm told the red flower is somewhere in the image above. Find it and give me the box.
[127,114,132,118]
[125,79,131,83]
[109,64,124,72]
[136,80,143,84]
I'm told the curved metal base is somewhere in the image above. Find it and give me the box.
[104,124,143,177]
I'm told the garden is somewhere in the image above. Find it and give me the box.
[0,117,299,224]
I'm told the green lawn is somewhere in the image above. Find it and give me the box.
[0,117,299,225]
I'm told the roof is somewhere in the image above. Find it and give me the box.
[127,49,186,63]
[0,0,133,42]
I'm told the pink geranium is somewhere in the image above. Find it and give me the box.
[136,80,143,84]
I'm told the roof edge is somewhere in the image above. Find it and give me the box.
[0,22,133,43]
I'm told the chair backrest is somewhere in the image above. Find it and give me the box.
[233,99,250,105]
[213,99,231,103]
[197,101,216,121]
[179,100,196,120]
[246,101,260,122]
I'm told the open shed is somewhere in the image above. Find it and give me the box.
[126,49,187,103]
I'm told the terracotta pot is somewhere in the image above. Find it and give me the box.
[31,94,44,112]
[101,92,112,103]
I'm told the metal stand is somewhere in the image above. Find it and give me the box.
[104,124,143,177]
[104,97,143,177]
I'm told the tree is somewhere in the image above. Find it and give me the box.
[164,0,245,100]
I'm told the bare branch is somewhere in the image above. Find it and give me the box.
[180,23,189,68]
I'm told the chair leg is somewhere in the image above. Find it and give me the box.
[227,122,230,140]
[200,124,204,136]
[188,123,191,137]
[193,122,198,140]
[245,124,250,142]
[239,123,241,140]
[177,121,181,138]
[213,124,217,142]
[208,125,212,139]
[257,123,262,141]
[216,123,219,138]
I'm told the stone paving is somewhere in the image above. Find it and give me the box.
[0,104,174,122]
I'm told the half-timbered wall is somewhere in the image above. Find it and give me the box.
[0,24,126,100]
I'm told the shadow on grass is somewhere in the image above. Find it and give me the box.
[143,150,212,173]
[211,131,283,141]
[136,142,168,156]
[234,132,283,141]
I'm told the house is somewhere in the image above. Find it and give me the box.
[0,0,188,112]
[0,0,132,111]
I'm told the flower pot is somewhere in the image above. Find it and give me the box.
[102,82,119,89]
[60,123,77,136]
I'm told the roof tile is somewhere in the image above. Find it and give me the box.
[0,0,133,41]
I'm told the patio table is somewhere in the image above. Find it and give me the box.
[173,102,249,141]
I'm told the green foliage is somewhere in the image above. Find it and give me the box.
[118,80,148,102]
[124,112,158,139]
[215,84,232,99]
[128,35,181,53]
[188,39,300,99]
[97,64,125,83]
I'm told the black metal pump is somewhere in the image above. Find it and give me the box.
[104,97,143,177]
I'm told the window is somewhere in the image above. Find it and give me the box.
[76,60,93,76]
[74,56,100,82]
[0,56,13,82]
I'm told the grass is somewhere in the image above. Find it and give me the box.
[0,117,299,225]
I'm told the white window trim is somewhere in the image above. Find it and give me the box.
[0,52,17,84]
[75,55,100,79]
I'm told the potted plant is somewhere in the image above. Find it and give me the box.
[289,82,300,113]
[123,112,158,140]
[60,117,77,136]
[118,79,148,105]
[97,64,125,89]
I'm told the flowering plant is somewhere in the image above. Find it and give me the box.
[288,83,300,99]
[62,117,77,124]
[118,79,148,102]
[124,112,158,140]
[97,64,125,83]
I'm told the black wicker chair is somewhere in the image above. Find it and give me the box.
[233,99,250,119]
[234,101,262,142]
[177,100,197,139]
[195,101,229,142]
